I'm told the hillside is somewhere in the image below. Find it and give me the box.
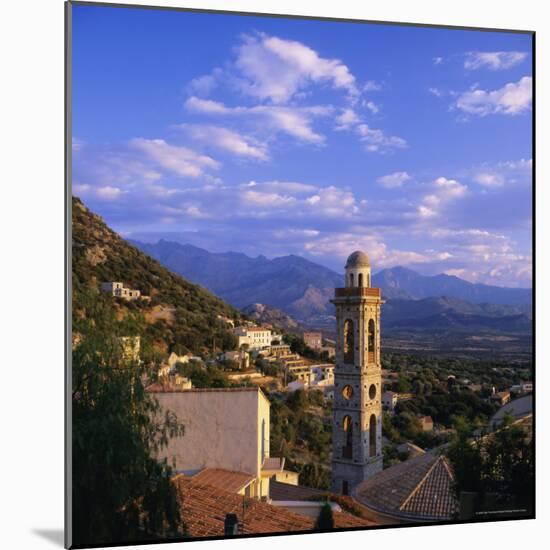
[131,240,342,320]
[72,197,241,355]
[241,303,299,331]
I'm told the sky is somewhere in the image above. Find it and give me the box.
[71,4,533,287]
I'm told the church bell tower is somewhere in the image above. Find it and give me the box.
[331,250,383,495]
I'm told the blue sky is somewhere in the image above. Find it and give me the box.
[71,4,533,287]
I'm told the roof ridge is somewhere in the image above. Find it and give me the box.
[398,455,440,511]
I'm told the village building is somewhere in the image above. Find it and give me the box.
[284,362,314,384]
[221,349,250,369]
[100,281,146,301]
[233,326,272,351]
[303,332,323,350]
[148,386,294,499]
[266,344,292,358]
[491,390,511,406]
[419,415,434,432]
[331,251,383,495]
[355,453,458,523]
[382,391,399,412]
[311,364,335,384]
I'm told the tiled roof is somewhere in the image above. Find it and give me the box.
[355,453,458,521]
[175,476,311,536]
[192,469,255,494]
[269,482,379,527]
[174,476,375,537]
[270,480,326,501]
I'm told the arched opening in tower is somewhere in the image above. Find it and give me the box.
[358,273,364,287]
[343,319,355,364]
[369,414,377,457]
[368,319,375,363]
[342,415,353,459]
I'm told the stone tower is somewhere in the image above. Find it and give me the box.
[331,250,383,495]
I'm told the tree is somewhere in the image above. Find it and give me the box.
[72,288,185,546]
[315,502,334,530]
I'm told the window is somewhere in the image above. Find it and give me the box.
[343,319,354,363]
[342,385,353,400]
[369,414,377,457]
[368,319,375,354]
[369,384,376,400]
[358,273,364,287]
[349,273,354,287]
[342,415,353,458]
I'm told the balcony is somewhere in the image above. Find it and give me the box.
[334,287,381,298]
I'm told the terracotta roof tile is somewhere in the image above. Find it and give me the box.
[355,453,458,521]
[192,469,255,494]
[174,476,376,536]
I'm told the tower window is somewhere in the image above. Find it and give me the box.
[368,319,375,355]
[349,273,354,287]
[342,415,353,459]
[369,414,377,457]
[369,384,376,400]
[343,319,354,364]
[358,273,364,287]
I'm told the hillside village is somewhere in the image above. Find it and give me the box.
[72,197,533,544]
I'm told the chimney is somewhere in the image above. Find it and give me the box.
[224,513,240,536]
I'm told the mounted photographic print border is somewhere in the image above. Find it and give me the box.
[65,1,535,548]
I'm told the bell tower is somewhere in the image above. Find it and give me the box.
[331,250,383,495]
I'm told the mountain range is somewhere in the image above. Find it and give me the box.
[132,239,531,326]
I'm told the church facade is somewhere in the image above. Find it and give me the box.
[331,250,384,495]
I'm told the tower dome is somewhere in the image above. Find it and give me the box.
[345,250,371,288]
[345,250,370,269]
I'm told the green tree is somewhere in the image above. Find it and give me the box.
[72,288,185,546]
[315,502,334,530]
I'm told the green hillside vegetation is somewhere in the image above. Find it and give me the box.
[72,196,240,356]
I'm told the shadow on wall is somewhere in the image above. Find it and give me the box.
[32,529,64,547]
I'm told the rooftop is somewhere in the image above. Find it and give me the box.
[173,476,375,537]
[262,457,285,471]
[355,453,458,521]
[191,468,255,494]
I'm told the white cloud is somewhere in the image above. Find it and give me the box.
[471,158,532,188]
[130,138,220,178]
[364,101,380,114]
[235,33,358,104]
[334,108,360,130]
[184,96,331,144]
[428,87,444,98]
[433,57,443,65]
[363,80,382,92]
[464,51,527,71]
[416,177,467,218]
[178,124,268,160]
[377,171,411,189]
[356,124,407,153]
[73,183,124,201]
[454,76,532,116]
